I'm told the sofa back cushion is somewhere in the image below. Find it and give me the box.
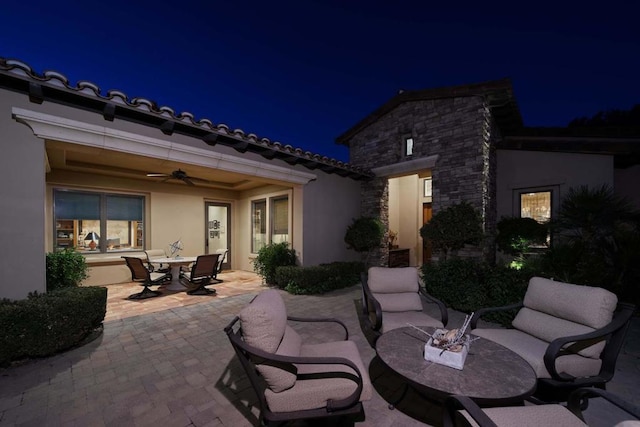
[368,267,423,312]
[368,267,419,293]
[512,277,618,359]
[523,277,617,328]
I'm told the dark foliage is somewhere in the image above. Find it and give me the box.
[252,242,297,285]
[275,261,365,294]
[46,248,89,291]
[496,217,548,256]
[419,202,483,260]
[569,104,640,127]
[0,286,107,366]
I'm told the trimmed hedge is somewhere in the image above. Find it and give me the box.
[421,259,531,326]
[0,286,107,367]
[275,261,365,294]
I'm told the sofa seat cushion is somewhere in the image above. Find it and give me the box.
[381,311,443,333]
[368,267,419,293]
[373,292,423,312]
[512,308,605,358]
[458,404,586,427]
[524,277,617,328]
[265,340,372,413]
[473,328,602,379]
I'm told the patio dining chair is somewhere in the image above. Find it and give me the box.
[121,256,171,300]
[179,253,220,295]
[144,249,170,273]
[443,387,640,427]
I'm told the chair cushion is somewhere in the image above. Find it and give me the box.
[373,292,423,312]
[473,328,602,379]
[145,249,167,259]
[523,277,617,328]
[381,311,443,333]
[458,404,586,427]
[512,308,605,358]
[239,290,287,353]
[258,325,302,392]
[368,267,419,293]
[265,340,372,412]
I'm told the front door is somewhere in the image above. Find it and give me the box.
[422,203,432,264]
[205,202,231,270]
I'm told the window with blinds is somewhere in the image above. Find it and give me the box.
[54,189,145,253]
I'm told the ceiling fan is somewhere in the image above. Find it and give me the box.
[146,169,209,186]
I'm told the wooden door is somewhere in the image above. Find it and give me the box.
[422,203,432,264]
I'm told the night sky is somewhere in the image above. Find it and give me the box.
[2,1,638,162]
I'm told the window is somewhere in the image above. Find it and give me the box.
[54,189,145,253]
[251,195,290,253]
[405,137,414,156]
[520,191,551,223]
[252,199,267,253]
[423,178,432,198]
[271,197,289,244]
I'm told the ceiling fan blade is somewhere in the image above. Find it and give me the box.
[187,176,210,183]
[147,172,169,177]
[183,177,195,186]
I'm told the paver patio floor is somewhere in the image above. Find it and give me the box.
[0,271,638,426]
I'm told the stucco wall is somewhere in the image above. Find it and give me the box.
[0,91,47,299]
[301,172,361,265]
[496,150,614,220]
[615,165,640,210]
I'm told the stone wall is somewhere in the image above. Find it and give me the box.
[347,95,498,265]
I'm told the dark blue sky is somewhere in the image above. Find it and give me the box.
[3,1,639,162]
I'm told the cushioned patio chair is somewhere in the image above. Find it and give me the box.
[443,387,640,427]
[144,249,170,273]
[470,277,635,402]
[179,253,220,295]
[224,289,372,426]
[122,256,171,300]
[361,266,448,343]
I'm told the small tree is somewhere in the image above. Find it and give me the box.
[252,242,297,286]
[344,216,384,266]
[46,248,89,291]
[419,202,483,261]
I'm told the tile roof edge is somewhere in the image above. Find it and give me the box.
[0,57,373,180]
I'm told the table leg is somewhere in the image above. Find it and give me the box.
[164,265,187,291]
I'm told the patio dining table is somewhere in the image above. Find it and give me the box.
[152,256,197,291]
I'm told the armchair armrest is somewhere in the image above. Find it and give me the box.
[234,332,364,412]
[568,387,640,422]
[419,287,449,327]
[443,395,498,427]
[287,316,350,340]
[543,305,635,382]
[360,274,383,332]
[470,303,523,329]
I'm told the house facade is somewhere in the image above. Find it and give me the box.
[337,80,640,266]
[1,58,639,301]
[0,58,368,300]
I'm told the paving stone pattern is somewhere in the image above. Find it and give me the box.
[0,279,638,426]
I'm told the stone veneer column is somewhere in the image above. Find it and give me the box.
[347,96,498,265]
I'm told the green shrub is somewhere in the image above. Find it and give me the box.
[0,286,107,366]
[344,216,384,266]
[420,202,483,260]
[496,216,548,256]
[252,242,297,285]
[46,248,89,291]
[422,259,532,326]
[421,258,488,313]
[276,261,365,294]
